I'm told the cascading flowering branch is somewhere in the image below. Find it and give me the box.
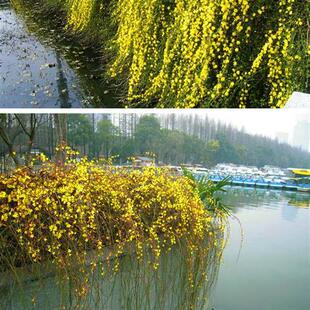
[0,150,226,278]
[66,0,97,31]
[63,0,307,108]
[110,0,306,108]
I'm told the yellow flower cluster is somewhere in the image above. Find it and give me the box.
[66,0,96,31]
[108,0,306,107]
[0,154,224,274]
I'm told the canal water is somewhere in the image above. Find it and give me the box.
[0,0,119,108]
[212,187,310,310]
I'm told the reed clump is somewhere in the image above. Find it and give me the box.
[0,148,227,309]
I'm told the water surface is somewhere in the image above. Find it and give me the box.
[0,185,309,309]
[213,187,310,310]
[0,0,119,108]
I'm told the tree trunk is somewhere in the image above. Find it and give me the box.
[54,115,68,164]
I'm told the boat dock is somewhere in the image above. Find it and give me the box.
[206,175,310,193]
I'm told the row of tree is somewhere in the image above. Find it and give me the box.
[0,114,309,172]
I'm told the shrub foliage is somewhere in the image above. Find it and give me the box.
[12,0,309,107]
[0,149,226,307]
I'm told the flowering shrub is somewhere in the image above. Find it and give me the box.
[0,152,225,272]
[109,0,308,108]
[0,151,226,307]
[65,0,308,108]
[13,0,308,108]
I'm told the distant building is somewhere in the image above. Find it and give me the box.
[276,132,289,144]
[293,120,310,152]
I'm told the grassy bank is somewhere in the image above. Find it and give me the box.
[0,150,227,308]
[11,0,309,108]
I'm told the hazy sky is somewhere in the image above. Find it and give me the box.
[202,109,309,139]
[205,110,310,152]
[132,109,310,150]
[131,109,308,138]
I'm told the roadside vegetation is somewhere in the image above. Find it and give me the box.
[11,0,310,108]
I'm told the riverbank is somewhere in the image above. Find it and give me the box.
[11,0,309,108]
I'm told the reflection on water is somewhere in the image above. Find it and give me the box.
[0,0,119,108]
[212,187,310,310]
[218,186,309,219]
[0,240,221,310]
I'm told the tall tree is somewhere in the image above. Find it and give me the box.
[96,119,117,158]
[135,115,161,157]
[0,114,44,167]
[54,115,68,163]
[15,114,44,165]
[67,115,92,155]
[0,115,22,167]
